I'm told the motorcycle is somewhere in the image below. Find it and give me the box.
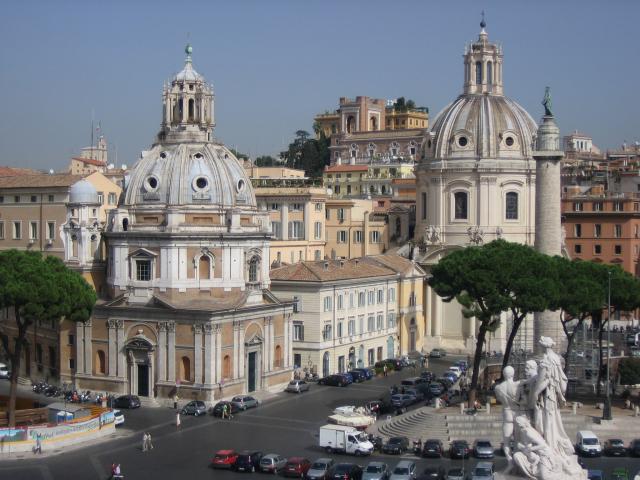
[367,434,383,452]
[413,440,422,456]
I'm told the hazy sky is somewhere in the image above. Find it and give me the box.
[1,0,638,171]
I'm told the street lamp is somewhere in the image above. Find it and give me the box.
[603,270,612,421]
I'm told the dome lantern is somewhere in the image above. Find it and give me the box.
[463,18,503,96]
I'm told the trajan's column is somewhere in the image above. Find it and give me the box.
[533,88,564,353]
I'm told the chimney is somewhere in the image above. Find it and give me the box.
[339,260,345,268]
[323,261,329,271]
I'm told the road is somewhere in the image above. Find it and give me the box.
[1,356,639,479]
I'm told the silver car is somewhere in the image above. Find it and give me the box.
[306,458,334,480]
[389,460,416,480]
[473,439,495,459]
[259,453,287,473]
[230,395,260,410]
[446,467,465,480]
[285,379,310,393]
[471,462,494,480]
[363,461,389,480]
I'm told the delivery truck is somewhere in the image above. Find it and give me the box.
[318,424,374,455]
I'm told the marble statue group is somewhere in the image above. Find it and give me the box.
[494,337,587,480]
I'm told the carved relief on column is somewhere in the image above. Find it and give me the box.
[83,319,93,375]
[76,321,85,374]
[167,321,176,382]
[107,319,117,376]
[203,323,213,385]
[157,323,167,382]
[193,324,203,385]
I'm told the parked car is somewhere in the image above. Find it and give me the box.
[318,374,348,387]
[442,372,458,384]
[429,382,444,396]
[445,468,465,480]
[604,438,627,456]
[453,360,468,372]
[366,400,393,416]
[390,394,414,412]
[211,449,238,469]
[113,409,124,426]
[401,377,427,388]
[421,439,443,458]
[449,440,470,459]
[331,463,363,480]
[610,468,629,480]
[629,438,640,457]
[470,462,494,480]
[230,395,259,410]
[362,461,389,480]
[429,349,446,358]
[420,466,446,479]
[448,366,462,378]
[113,395,141,409]
[473,439,494,459]
[419,371,434,382]
[576,431,602,457]
[404,388,424,402]
[181,400,207,416]
[283,457,312,478]
[0,363,10,379]
[340,372,354,384]
[587,470,604,480]
[389,460,416,480]
[306,458,335,480]
[382,436,409,455]
[285,379,310,393]
[211,401,240,417]
[233,450,263,473]
[259,453,287,474]
[348,370,367,382]
[352,368,374,380]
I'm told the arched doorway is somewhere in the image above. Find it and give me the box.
[245,330,264,393]
[409,318,417,352]
[322,352,330,377]
[125,337,154,397]
[387,336,395,359]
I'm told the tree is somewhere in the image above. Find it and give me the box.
[281,130,330,177]
[0,250,96,426]
[618,358,640,386]
[255,155,278,167]
[429,241,511,405]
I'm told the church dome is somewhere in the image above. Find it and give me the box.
[69,179,99,204]
[123,142,256,208]
[173,44,204,82]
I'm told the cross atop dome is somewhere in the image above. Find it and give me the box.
[480,10,486,30]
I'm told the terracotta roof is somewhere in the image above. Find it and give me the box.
[360,254,423,276]
[0,174,83,189]
[71,157,106,167]
[270,256,403,282]
[0,166,42,177]
[324,165,369,173]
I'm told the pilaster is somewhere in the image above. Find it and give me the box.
[116,320,126,377]
[76,321,85,374]
[214,324,222,383]
[108,319,117,376]
[157,323,167,382]
[83,319,93,375]
[194,324,203,384]
[167,321,176,382]
[203,324,213,385]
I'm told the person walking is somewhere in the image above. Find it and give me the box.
[147,432,154,450]
[173,393,179,410]
[176,411,181,430]
[142,432,148,452]
[222,403,228,420]
[383,364,388,377]
[33,433,42,454]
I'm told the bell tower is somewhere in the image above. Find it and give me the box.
[158,44,215,144]
[463,15,504,95]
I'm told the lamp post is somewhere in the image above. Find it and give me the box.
[603,270,612,420]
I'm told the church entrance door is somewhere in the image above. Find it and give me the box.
[138,364,149,396]
[248,352,256,392]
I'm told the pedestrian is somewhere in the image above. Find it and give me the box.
[383,364,388,377]
[222,403,228,419]
[147,432,154,450]
[176,411,181,430]
[33,433,42,454]
[142,432,148,452]
[173,393,179,410]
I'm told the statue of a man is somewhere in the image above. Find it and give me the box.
[517,359,542,432]
[542,87,553,117]
[494,366,520,462]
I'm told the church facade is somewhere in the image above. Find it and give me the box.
[59,45,294,403]
[415,23,542,352]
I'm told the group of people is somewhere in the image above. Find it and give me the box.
[141,432,154,452]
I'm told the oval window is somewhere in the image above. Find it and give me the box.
[160,151,167,159]
[196,177,208,189]
[427,140,432,149]
[237,179,245,193]
[458,136,468,147]
[145,175,159,192]
[194,152,203,159]
[505,136,515,147]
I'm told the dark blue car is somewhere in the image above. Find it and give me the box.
[339,372,354,384]
[351,368,374,380]
[348,370,366,382]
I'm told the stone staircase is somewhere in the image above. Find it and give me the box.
[377,407,449,441]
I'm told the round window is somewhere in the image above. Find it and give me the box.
[193,176,210,192]
[505,136,515,147]
[160,152,167,159]
[458,136,468,147]
[144,175,160,192]
[194,152,203,159]
[237,179,245,193]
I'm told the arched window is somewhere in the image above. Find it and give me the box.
[248,257,259,283]
[188,98,195,121]
[454,192,468,220]
[274,345,282,368]
[506,192,519,220]
[475,61,483,85]
[71,235,78,258]
[122,218,129,231]
[223,355,231,379]
[346,116,355,134]
[487,61,493,85]
[95,350,106,375]
[370,116,377,131]
[199,255,211,280]
[180,356,191,382]
[178,99,184,120]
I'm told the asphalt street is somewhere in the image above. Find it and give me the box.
[1,356,639,479]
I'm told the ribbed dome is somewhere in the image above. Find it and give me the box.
[425,94,537,163]
[123,142,256,208]
[69,179,99,204]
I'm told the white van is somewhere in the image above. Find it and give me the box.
[576,430,601,457]
[0,363,9,379]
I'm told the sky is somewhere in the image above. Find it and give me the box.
[0,0,638,171]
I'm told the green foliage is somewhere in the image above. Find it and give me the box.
[255,155,278,167]
[618,358,640,385]
[229,148,249,161]
[280,130,330,177]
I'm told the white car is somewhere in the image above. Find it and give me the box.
[448,366,462,378]
[0,363,10,379]
[113,409,125,426]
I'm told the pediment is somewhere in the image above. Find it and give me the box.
[129,248,158,258]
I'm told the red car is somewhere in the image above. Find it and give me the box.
[211,449,238,469]
[283,457,311,477]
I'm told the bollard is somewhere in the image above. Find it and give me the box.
[460,402,465,414]
[485,401,490,415]
[435,398,440,409]
[635,406,639,417]
[572,402,577,415]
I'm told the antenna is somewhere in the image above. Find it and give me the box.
[91,108,95,149]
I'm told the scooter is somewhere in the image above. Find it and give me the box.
[413,440,422,456]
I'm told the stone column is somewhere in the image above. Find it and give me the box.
[157,323,167,382]
[533,113,564,353]
[264,317,272,373]
[194,324,203,385]
[432,289,442,339]
[108,320,117,376]
[116,320,126,378]
[147,350,154,398]
[214,325,222,383]
[167,322,176,383]
[237,322,245,380]
[283,315,291,368]
[204,324,213,385]
[83,320,93,375]
[76,321,85,374]
[233,322,240,379]
[281,203,289,240]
